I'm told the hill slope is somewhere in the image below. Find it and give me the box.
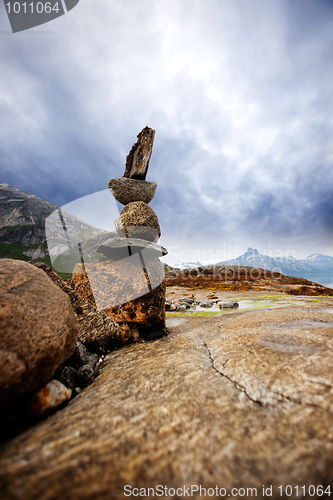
[0,184,106,269]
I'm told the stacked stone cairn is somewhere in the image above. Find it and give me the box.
[72,127,168,338]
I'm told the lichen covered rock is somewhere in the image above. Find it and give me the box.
[72,257,166,334]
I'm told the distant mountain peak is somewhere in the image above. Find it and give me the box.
[215,247,333,287]
[246,247,259,253]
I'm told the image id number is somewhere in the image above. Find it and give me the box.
[278,485,331,496]
[5,2,60,14]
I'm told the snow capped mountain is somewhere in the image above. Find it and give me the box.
[173,261,202,270]
[216,248,333,287]
[304,253,333,266]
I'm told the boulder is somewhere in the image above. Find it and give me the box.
[72,259,166,334]
[108,178,156,205]
[114,201,161,242]
[0,259,78,408]
[33,262,137,354]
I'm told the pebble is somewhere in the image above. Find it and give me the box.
[29,380,71,419]
[54,365,77,394]
[67,342,98,371]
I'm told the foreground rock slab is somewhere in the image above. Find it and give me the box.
[0,300,332,499]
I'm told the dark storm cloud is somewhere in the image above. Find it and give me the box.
[0,0,332,262]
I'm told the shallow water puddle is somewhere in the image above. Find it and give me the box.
[166,318,188,328]
[195,299,287,313]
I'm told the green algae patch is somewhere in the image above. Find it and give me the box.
[166,311,223,318]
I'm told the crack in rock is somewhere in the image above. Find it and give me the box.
[202,339,332,412]
[202,339,290,406]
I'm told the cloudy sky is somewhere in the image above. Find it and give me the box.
[1,0,333,265]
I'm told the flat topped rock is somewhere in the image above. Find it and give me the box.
[96,236,168,258]
[108,177,156,205]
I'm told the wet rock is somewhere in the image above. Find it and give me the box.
[165,299,172,311]
[108,178,157,205]
[28,380,71,419]
[180,298,195,305]
[0,259,77,408]
[114,201,161,242]
[199,300,213,308]
[218,300,239,309]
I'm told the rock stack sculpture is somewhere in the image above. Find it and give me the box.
[72,127,167,338]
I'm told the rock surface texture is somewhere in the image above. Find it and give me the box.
[0,299,332,498]
[72,260,166,334]
[0,259,78,408]
[32,262,138,354]
[108,178,156,205]
[114,201,161,241]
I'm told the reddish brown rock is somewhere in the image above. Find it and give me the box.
[123,126,155,180]
[114,201,161,242]
[33,262,139,354]
[0,259,78,408]
[72,257,166,333]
